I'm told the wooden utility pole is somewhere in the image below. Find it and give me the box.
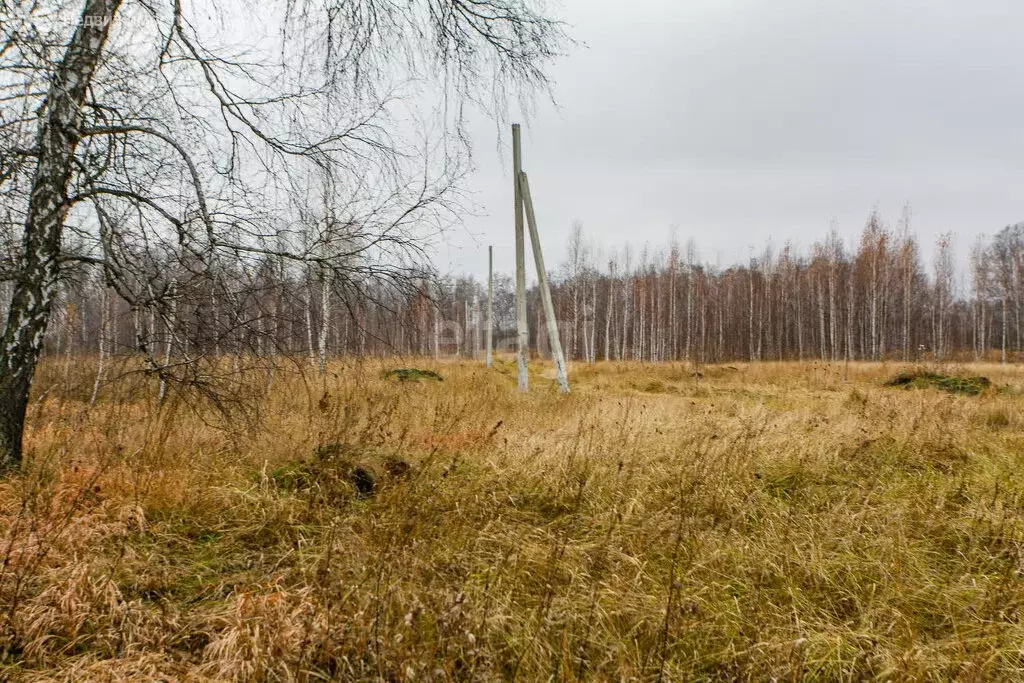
[519,171,570,393]
[513,124,529,391]
[486,245,494,368]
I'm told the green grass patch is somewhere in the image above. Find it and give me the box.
[383,367,444,382]
[885,371,991,395]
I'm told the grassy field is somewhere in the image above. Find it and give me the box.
[2,358,1024,681]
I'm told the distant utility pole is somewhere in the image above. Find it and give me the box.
[519,172,570,393]
[510,123,569,394]
[473,294,481,359]
[513,123,529,391]
[486,245,494,368]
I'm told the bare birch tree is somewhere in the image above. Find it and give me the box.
[0,0,567,468]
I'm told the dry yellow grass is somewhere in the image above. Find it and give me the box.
[3,357,1024,680]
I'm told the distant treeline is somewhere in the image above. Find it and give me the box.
[7,211,1024,365]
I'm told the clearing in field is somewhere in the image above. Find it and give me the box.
[2,360,1024,680]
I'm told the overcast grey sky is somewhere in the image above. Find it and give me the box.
[438,0,1024,281]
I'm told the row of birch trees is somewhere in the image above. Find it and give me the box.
[6,211,1023,367]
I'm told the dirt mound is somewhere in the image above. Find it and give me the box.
[382,368,443,382]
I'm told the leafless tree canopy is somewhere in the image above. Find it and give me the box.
[0,0,567,467]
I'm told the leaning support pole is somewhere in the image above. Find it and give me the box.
[486,245,494,368]
[519,171,570,394]
[513,124,529,391]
